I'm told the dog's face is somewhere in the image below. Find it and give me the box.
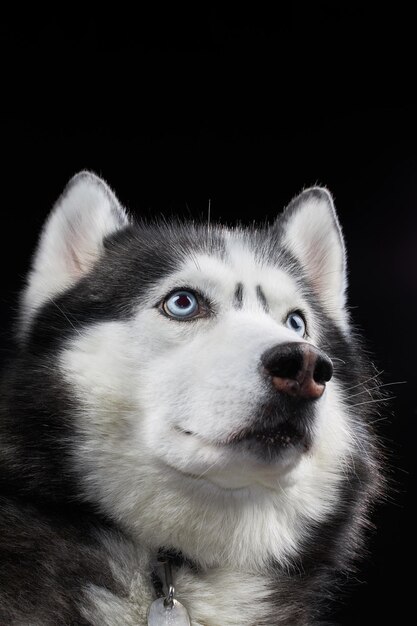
[19,173,359,567]
[98,243,337,489]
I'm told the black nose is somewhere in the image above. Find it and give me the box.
[261,342,333,400]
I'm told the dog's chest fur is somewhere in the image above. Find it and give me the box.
[85,560,274,626]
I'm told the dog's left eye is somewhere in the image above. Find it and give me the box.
[285,311,306,336]
[162,290,200,319]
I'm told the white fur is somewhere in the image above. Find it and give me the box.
[175,567,273,626]
[80,539,153,626]
[19,171,129,338]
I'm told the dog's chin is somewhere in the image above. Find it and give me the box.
[171,422,311,490]
[204,448,304,489]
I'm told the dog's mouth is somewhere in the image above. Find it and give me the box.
[228,421,309,447]
[175,419,312,460]
[226,421,312,458]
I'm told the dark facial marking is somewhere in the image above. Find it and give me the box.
[233,283,244,309]
[256,285,269,312]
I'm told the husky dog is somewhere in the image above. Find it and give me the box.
[0,172,381,625]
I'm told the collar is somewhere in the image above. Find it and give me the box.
[150,548,198,598]
[148,549,193,625]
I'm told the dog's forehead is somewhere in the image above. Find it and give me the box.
[224,229,272,271]
[171,227,299,299]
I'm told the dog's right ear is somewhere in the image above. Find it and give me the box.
[19,171,130,339]
[278,187,348,329]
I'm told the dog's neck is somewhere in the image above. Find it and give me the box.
[150,547,199,598]
[148,548,275,626]
[149,552,191,625]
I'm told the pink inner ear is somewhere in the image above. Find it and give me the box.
[64,219,108,280]
[68,242,85,277]
[66,238,102,279]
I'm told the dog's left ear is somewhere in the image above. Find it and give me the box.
[19,171,130,339]
[279,187,347,325]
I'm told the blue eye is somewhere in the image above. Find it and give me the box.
[163,290,199,319]
[285,311,306,336]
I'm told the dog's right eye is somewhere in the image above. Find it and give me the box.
[162,290,200,320]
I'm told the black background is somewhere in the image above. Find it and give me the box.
[1,6,415,624]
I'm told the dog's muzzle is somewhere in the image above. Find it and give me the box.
[228,342,333,458]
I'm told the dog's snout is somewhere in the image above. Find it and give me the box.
[261,342,333,400]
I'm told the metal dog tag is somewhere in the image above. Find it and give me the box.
[148,597,191,625]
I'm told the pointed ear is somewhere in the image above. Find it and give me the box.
[279,187,348,325]
[20,171,130,337]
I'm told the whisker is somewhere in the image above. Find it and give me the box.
[48,298,83,338]
[369,416,390,425]
[346,380,407,400]
[194,458,223,481]
[348,397,392,408]
[343,370,385,392]
[329,357,347,364]
[372,380,406,389]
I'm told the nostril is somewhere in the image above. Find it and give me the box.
[262,343,304,380]
[269,356,303,380]
[313,355,333,385]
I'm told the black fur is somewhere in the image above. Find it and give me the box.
[233,282,244,308]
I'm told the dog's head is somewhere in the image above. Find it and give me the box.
[14,172,373,567]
